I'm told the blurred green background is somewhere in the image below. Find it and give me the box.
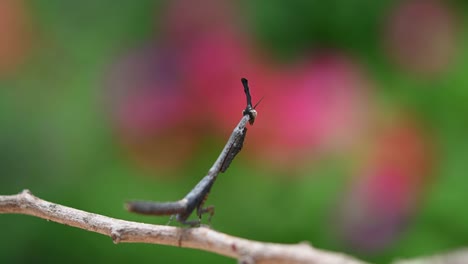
[1,0,468,263]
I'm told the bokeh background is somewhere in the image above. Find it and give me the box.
[1,0,468,263]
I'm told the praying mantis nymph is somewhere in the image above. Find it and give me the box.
[126,78,261,226]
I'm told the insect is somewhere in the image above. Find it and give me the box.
[126,78,260,226]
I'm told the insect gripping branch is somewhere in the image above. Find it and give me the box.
[126,78,260,226]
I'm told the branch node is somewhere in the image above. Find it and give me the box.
[111,229,122,244]
[177,228,189,247]
[21,189,32,196]
[298,240,314,249]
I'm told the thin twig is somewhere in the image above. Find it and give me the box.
[1,189,368,264]
[392,248,468,264]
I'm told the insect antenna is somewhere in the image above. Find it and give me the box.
[253,96,264,109]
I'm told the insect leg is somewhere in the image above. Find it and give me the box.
[177,218,201,227]
[197,205,215,225]
[166,215,175,225]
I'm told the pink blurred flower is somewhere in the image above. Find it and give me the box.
[105,1,373,175]
[104,44,199,174]
[249,52,371,170]
[338,166,414,252]
[179,31,275,133]
[162,0,275,133]
[384,0,459,77]
[104,0,271,174]
[336,116,434,252]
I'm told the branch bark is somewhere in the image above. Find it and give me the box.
[1,189,368,264]
[392,248,468,264]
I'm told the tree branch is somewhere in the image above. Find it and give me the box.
[392,248,468,264]
[1,189,368,264]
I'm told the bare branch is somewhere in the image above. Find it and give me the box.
[1,189,368,264]
[392,248,468,264]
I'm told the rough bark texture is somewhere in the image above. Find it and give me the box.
[0,189,368,264]
[1,190,465,263]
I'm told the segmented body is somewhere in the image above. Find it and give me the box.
[220,127,247,173]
